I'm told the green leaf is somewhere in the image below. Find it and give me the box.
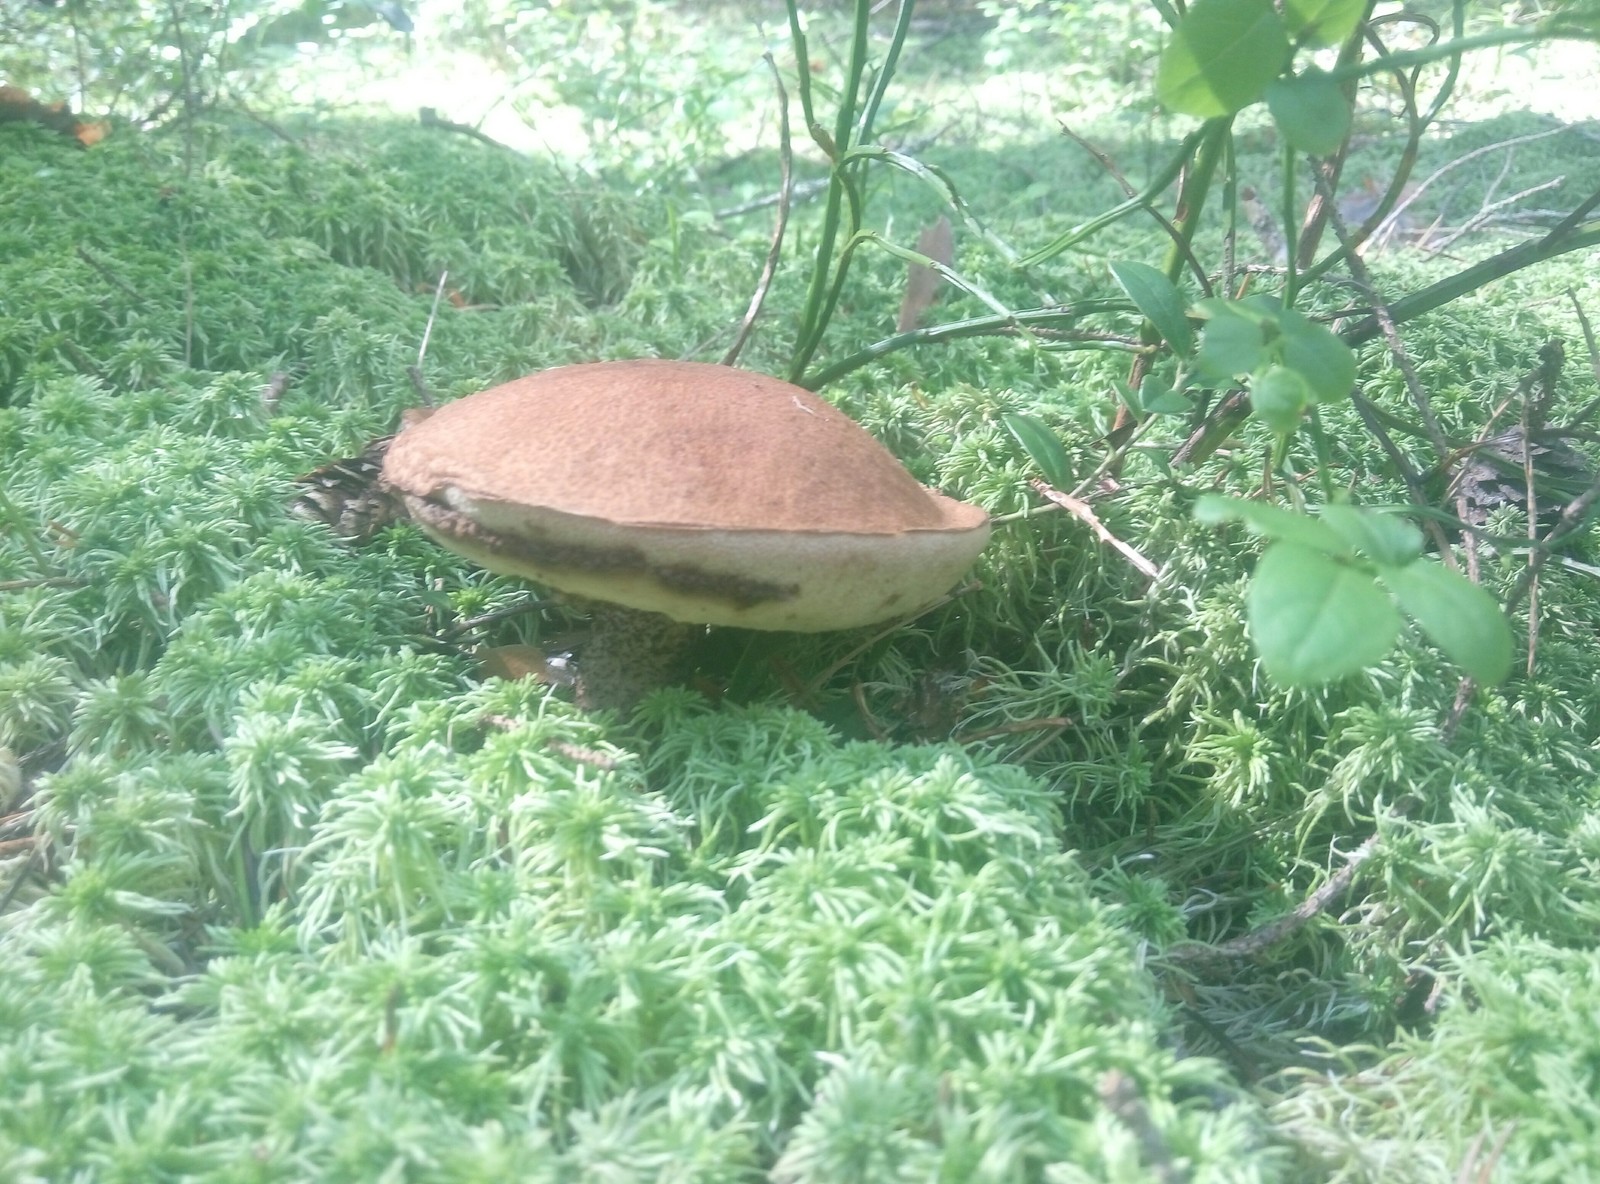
[1195,495,1352,555]
[1376,560,1514,684]
[1248,543,1401,684]
[1265,69,1352,155]
[1320,505,1424,566]
[1277,308,1356,403]
[1194,302,1274,381]
[1284,0,1366,47]
[1250,364,1312,433]
[1139,373,1192,415]
[1156,0,1291,117]
[1110,259,1194,354]
[1002,412,1074,489]
[1194,295,1279,325]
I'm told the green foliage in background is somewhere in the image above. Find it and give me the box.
[4,0,1600,1180]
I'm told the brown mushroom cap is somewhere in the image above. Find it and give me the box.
[381,360,990,631]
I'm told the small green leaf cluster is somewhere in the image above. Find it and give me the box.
[1191,298,1355,433]
[1197,496,1512,686]
[1109,265,1357,432]
[1157,0,1365,146]
[1092,266,1517,690]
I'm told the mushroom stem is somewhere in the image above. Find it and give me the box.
[573,601,695,711]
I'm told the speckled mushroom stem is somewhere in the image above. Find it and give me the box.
[572,600,695,712]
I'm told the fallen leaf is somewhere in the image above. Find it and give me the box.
[896,215,954,332]
[478,644,563,684]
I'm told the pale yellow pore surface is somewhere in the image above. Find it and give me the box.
[382,360,991,631]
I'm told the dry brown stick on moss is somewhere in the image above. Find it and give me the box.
[1165,832,1380,966]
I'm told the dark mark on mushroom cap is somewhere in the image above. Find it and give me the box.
[404,495,800,609]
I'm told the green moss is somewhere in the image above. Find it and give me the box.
[3,5,1600,1176]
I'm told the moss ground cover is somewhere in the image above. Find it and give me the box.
[4,2,1600,1178]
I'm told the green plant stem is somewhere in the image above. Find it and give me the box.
[783,1,820,134]
[1294,2,1376,269]
[989,503,1067,526]
[786,0,873,381]
[799,300,1132,389]
[1015,125,1212,269]
[1162,118,1231,287]
[783,3,838,368]
[1321,24,1596,85]
[1418,0,1468,127]
[832,0,871,153]
[1342,219,1600,349]
[1113,118,1230,413]
[844,145,1019,263]
[1300,3,1450,283]
[1307,408,1335,502]
[856,0,915,145]
[1280,140,1297,307]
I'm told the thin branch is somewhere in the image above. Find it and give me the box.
[714,176,830,220]
[73,244,146,304]
[230,100,303,146]
[1387,127,1563,244]
[1319,172,1451,459]
[416,268,448,374]
[441,596,554,641]
[1534,177,1600,244]
[1440,674,1477,745]
[1165,832,1380,965]
[1520,391,1540,676]
[723,54,792,368]
[1099,1070,1188,1184]
[1567,291,1600,424]
[799,299,1127,390]
[1502,467,1600,616]
[1349,389,1458,562]
[1455,1123,1515,1184]
[1295,11,1372,269]
[417,106,513,152]
[1342,221,1600,349]
[1425,176,1566,256]
[405,366,437,409]
[1059,120,1210,295]
[1031,480,1160,581]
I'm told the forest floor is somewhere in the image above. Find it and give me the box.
[3,3,1600,1180]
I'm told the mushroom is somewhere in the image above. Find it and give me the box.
[381,359,990,708]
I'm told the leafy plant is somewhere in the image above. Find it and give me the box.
[1197,496,1512,685]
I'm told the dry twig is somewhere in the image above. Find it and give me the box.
[1317,172,1450,458]
[1166,832,1380,965]
[723,54,793,368]
[1030,480,1160,581]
